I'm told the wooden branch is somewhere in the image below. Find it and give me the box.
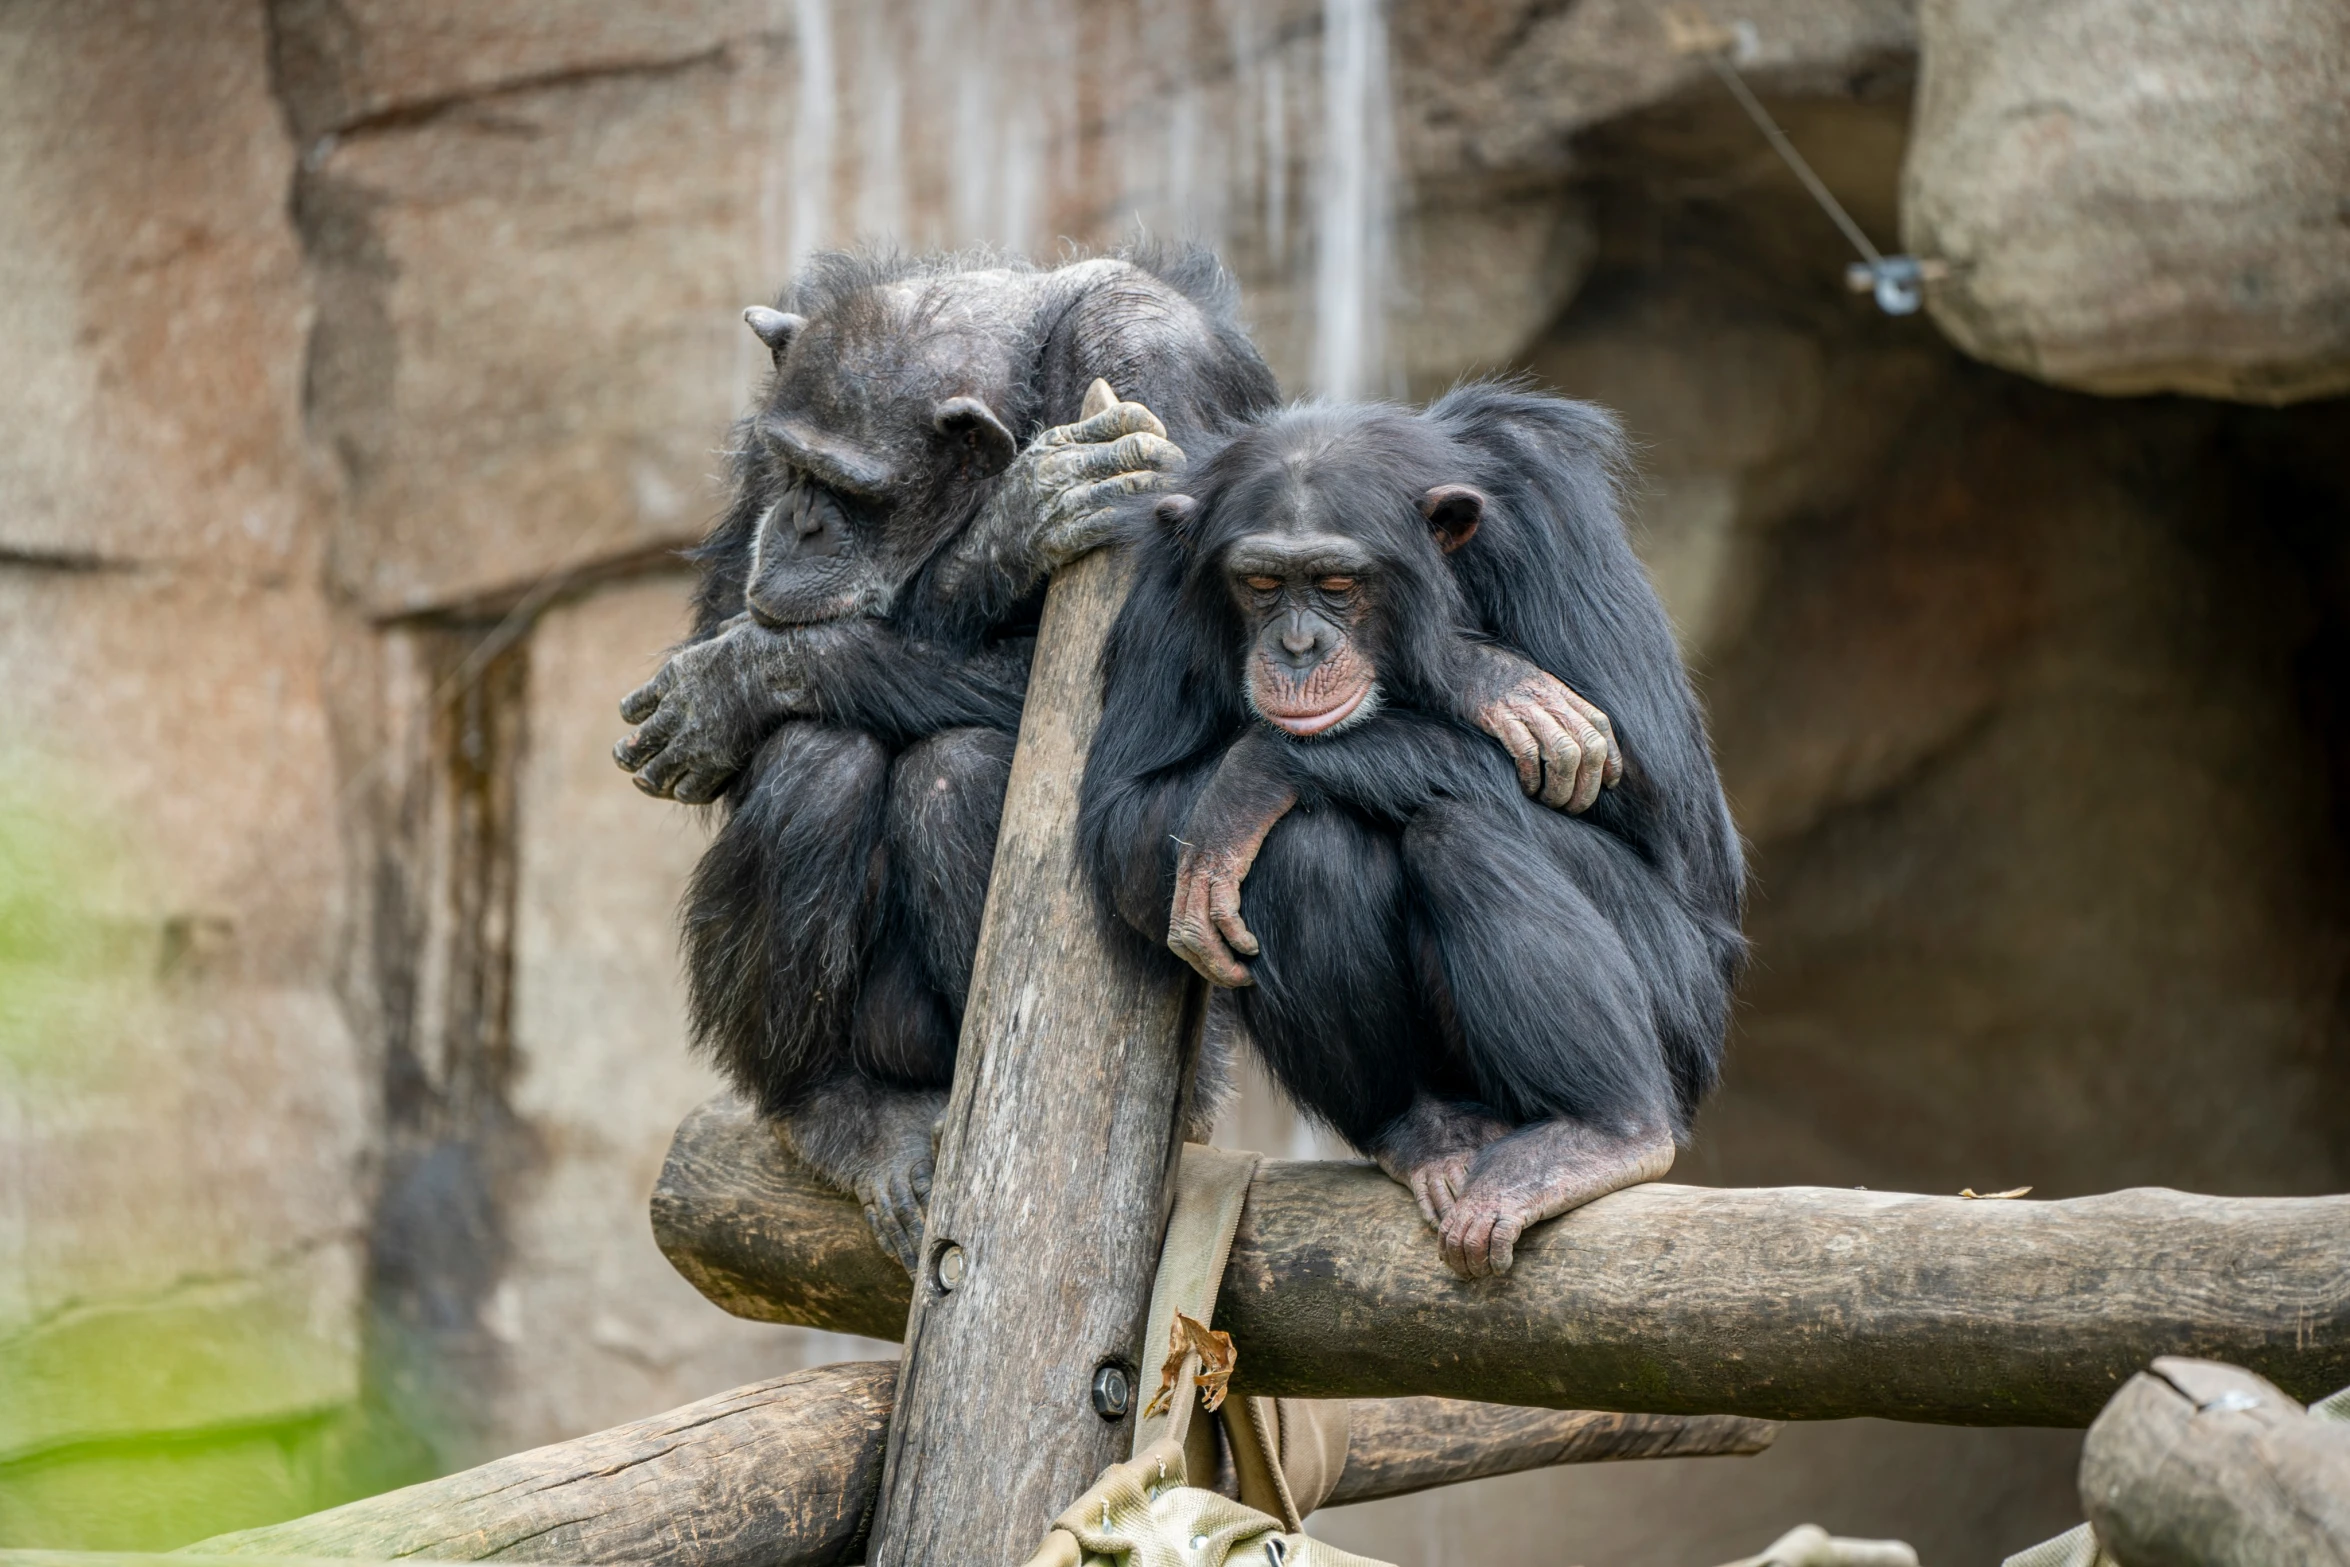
[189,1363,894,1564]
[1325,1399,1776,1507]
[866,545,1200,1566]
[656,1099,2350,1426]
[2079,1358,2350,1567]
[181,1359,1770,1565]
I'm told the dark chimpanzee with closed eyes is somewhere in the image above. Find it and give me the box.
[612,249,1277,1271]
[1080,384,1746,1277]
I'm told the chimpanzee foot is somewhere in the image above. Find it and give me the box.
[777,1083,948,1277]
[1437,1118,1676,1279]
[1368,1095,1515,1228]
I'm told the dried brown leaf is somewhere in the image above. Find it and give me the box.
[1141,1310,1238,1418]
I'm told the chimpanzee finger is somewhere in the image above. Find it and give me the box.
[612,704,682,772]
[1489,712,1543,796]
[1204,875,1259,958]
[619,669,671,725]
[1557,688,1623,787]
[1537,702,1608,813]
[1486,1215,1524,1277]
[671,768,730,806]
[889,1170,926,1261]
[869,1186,916,1276]
[1040,399,1169,451]
[1410,1170,1444,1229]
[1170,913,1252,988]
[1460,1210,1503,1279]
[634,746,696,800]
[1521,707,1583,810]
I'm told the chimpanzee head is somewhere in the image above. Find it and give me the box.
[1154,405,1483,736]
[734,270,1033,625]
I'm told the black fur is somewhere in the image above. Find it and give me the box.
[680,246,1278,1130]
[1079,385,1745,1149]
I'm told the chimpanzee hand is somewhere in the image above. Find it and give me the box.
[1169,731,1298,987]
[614,615,818,803]
[1026,378,1189,567]
[936,379,1187,609]
[1463,644,1621,813]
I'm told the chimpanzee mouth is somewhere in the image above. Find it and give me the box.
[1256,681,1377,738]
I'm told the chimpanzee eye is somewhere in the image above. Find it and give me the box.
[1318,576,1356,594]
[1243,576,1282,593]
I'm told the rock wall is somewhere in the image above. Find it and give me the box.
[1904,0,2350,403]
[3,0,2347,1560]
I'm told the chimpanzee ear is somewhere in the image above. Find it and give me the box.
[1154,493,1201,548]
[743,306,806,360]
[1421,484,1488,554]
[933,397,1018,480]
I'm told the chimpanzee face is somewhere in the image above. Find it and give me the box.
[736,296,1020,626]
[1223,526,1385,737]
[745,471,883,626]
[1187,479,1485,740]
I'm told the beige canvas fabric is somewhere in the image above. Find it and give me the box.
[1021,1145,1385,1567]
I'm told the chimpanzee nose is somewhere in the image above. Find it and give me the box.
[1280,626,1319,659]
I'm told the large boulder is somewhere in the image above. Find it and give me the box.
[1903,0,2350,404]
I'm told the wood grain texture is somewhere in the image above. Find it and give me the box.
[2079,1358,2350,1567]
[653,1096,913,1343]
[1324,1400,1777,1506]
[177,1355,1762,1562]
[1221,1164,2350,1426]
[186,1362,894,1562]
[866,548,1201,1567]
[659,1111,2350,1427]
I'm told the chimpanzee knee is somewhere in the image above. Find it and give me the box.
[1234,806,1428,1147]
[884,726,1015,1002]
[1400,798,1675,1132]
[684,723,891,1116]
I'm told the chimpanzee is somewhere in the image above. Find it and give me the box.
[617,250,1626,1273]
[612,249,1277,1270]
[1079,384,1746,1277]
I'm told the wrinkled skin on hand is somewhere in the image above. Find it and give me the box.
[1463,644,1622,813]
[613,614,825,803]
[1167,730,1297,988]
[931,381,1187,606]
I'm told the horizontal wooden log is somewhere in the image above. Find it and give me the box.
[178,1359,1767,1563]
[1325,1398,1776,1506]
[189,1364,894,1564]
[2078,1358,2350,1566]
[656,1097,2350,1427]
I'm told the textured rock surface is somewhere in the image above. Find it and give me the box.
[1904,0,2350,403]
[0,0,314,572]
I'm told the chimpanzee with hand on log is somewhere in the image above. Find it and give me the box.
[1081,385,1745,1277]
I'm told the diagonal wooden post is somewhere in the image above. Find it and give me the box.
[865,543,1199,1566]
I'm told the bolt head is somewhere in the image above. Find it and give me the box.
[1091,1363,1132,1420]
[935,1243,966,1290]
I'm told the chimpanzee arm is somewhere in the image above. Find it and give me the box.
[1166,730,1298,988]
[615,617,1028,801]
[1452,642,1624,814]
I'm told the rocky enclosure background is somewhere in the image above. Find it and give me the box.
[2,1,2346,1562]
